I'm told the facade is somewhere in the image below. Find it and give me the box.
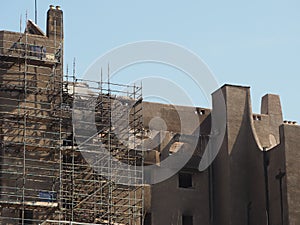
[0,5,300,225]
[0,5,143,225]
[143,87,300,225]
[0,5,64,225]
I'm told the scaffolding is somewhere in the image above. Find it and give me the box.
[0,23,144,224]
[59,76,144,224]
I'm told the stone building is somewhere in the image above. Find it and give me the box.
[0,5,299,225]
[143,86,300,225]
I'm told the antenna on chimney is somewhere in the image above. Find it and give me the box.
[73,58,76,78]
[20,14,22,35]
[25,10,28,33]
[34,0,37,24]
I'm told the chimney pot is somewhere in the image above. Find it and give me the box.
[50,5,55,9]
[56,6,61,10]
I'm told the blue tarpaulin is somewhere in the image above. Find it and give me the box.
[39,191,57,202]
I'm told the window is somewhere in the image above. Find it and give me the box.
[179,172,193,188]
[19,210,33,225]
[182,215,193,225]
[195,109,205,115]
[253,115,262,121]
[144,213,151,225]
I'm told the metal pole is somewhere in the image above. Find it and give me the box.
[35,0,37,24]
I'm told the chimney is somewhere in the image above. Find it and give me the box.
[261,94,282,116]
[47,5,63,40]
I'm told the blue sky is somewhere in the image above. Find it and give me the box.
[1,0,300,122]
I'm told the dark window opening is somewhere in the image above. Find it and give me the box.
[182,215,193,225]
[144,213,151,225]
[179,172,193,188]
[253,115,262,121]
[63,132,76,146]
[19,210,33,225]
[195,109,206,115]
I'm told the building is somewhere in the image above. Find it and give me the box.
[0,5,300,225]
[0,5,143,225]
[143,88,300,225]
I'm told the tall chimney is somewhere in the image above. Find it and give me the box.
[47,5,64,40]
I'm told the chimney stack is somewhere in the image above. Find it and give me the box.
[47,5,63,40]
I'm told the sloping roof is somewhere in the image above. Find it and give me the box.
[26,19,46,36]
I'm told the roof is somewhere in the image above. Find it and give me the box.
[26,19,46,36]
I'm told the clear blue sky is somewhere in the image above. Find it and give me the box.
[1,0,299,122]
